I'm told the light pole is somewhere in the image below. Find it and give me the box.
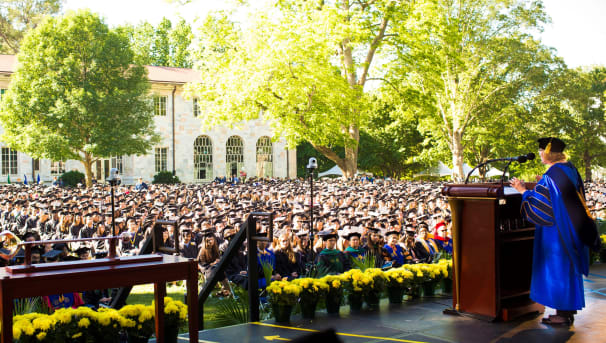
[106,168,120,237]
[306,157,318,263]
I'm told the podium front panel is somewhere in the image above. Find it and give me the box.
[459,198,497,317]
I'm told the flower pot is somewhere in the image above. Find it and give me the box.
[441,278,453,294]
[272,304,294,323]
[164,324,180,343]
[326,295,341,315]
[405,285,421,300]
[387,287,404,304]
[300,299,318,319]
[422,282,436,297]
[364,291,381,309]
[127,334,151,343]
[348,292,363,311]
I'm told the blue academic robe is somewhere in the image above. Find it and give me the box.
[383,244,405,267]
[521,162,589,311]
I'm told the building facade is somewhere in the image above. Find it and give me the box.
[0,55,297,184]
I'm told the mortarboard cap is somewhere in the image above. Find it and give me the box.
[538,137,565,153]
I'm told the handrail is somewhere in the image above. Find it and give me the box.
[197,212,273,329]
[18,236,121,266]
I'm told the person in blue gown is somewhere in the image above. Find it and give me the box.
[511,137,594,326]
[383,230,406,267]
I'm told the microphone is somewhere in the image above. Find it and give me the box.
[465,153,535,184]
[485,153,535,164]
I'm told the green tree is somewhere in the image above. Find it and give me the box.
[531,67,606,181]
[188,0,406,178]
[119,17,192,68]
[358,96,428,179]
[0,0,62,53]
[0,10,160,187]
[386,0,556,180]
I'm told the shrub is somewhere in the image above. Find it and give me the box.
[60,170,85,187]
[152,171,180,184]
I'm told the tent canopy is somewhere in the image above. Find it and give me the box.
[416,162,452,177]
[318,165,369,177]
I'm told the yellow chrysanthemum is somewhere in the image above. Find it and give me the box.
[13,326,22,340]
[78,317,90,328]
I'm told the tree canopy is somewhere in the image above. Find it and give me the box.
[0,0,62,53]
[0,10,159,187]
[383,0,559,180]
[187,0,409,178]
[118,17,193,68]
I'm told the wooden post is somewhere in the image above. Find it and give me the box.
[154,282,166,343]
[0,279,14,343]
[186,259,199,343]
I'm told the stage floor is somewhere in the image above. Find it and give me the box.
[174,263,606,343]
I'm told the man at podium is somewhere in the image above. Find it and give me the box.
[511,137,592,326]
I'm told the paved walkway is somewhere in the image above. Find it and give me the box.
[177,263,606,343]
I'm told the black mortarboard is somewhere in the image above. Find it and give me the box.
[317,230,337,240]
[346,230,362,240]
[385,230,400,237]
[42,250,62,259]
[538,137,565,153]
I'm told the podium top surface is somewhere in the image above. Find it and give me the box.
[442,182,529,198]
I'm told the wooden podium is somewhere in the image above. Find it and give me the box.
[442,183,544,321]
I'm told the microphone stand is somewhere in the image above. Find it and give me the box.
[500,160,514,187]
[465,161,491,184]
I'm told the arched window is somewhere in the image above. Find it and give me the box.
[194,135,213,181]
[226,136,244,178]
[256,136,273,177]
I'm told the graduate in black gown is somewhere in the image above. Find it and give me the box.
[315,230,350,274]
[274,232,301,281]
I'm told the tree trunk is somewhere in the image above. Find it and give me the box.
[343,124,360,179]
[583,150,592,182]
[451,131,464,181]
[83,153,94,188]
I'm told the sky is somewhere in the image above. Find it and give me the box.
[63,0,606,69]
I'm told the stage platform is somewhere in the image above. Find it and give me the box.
[167,263,606,343]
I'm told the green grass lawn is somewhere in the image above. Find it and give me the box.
[126,283,227,330]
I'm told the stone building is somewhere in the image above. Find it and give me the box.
[0,55,297,184]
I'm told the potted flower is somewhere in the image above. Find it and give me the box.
[384,268,414,304]
[418,264,443,297]
[95,307,135,343]
[342,269,371,311]
[266,280,302,323]
[118,304,155,343]
[402,264,424,299]
[50,307,92,343]
[292,278,329,319]
[320,275,344,314]
[13,312,57,343]
[161,297,188,343]
[363,268,386,309]
[438,259,453,294]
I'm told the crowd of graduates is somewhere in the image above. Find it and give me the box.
[1,177,605,300]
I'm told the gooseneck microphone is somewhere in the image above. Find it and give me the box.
[464,153,535,184]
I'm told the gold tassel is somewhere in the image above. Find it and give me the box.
[545,142,552,154]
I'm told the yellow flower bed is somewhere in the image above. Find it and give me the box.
[265,260,453,309]
[12,298,188,343]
